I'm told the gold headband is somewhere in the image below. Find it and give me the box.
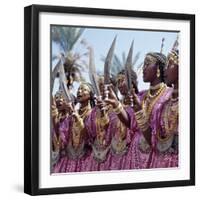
[79,83,91,93]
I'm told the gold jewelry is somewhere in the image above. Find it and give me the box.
[167,51,179,65]
[100,114,109,127]
[96,112,106,146]
[150,83,163,90]
[135,109,149,132]
[147,83,165,99]
[156,68,160,78]
[113,102,123,114]
[142,84,166,120]
[74,117,84,130]
[78,104,91,120]
[158,99,178,142]
[145,55,157,64]
[79,83,91,93]
[51,106,58,117]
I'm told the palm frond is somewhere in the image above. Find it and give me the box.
[51,26,85,53]
[71,28,85,49]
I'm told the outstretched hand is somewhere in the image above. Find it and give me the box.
[131,88,142,112]
[104,85,119,108]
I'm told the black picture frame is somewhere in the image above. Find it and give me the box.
[24,4,195,196]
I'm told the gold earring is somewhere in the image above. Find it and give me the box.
[156,68,160,78]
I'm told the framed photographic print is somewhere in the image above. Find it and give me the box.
[24,4,195,195]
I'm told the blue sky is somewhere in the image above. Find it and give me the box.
[52,27,178,95]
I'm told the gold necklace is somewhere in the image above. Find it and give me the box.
[142,84,166,119]
[150,83,163,90]
[147,83,165,98]
[158,98,178,142]
[71,104,91,148]
[164,99,178,133]
[96,112,106,146]
[79,104,91,119]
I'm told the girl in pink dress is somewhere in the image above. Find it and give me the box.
[150,47,179,168]
[130,52,173,169]
[104,69,139,170]
[53,83,95,173]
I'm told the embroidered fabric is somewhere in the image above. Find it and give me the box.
[110,136,128,156]
[51,150,59,166]
[156,133,178,154]
[138,135,151,153]
[92,139,110,163]
[66,140,86,160]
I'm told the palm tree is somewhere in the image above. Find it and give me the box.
[51,26,88,91]
[52,26,85,53]
[101,51,141,77]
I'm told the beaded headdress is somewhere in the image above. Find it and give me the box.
[145,52,167,66]
[145,37,167,66]
[79,82,94,94]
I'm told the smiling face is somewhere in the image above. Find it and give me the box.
[117,74,129,96]
[142,55,158,83]
[164,54,178,85]
[76,84,91,103]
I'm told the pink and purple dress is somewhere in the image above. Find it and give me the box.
[109,106,134,171]
[149,96,178,168]
[53,114,92,173]
[130,87,173,169]
[84,105,136,171]
[84,107,112,172]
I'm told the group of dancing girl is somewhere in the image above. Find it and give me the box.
[51,37,179,173]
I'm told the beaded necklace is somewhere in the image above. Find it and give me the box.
[142,83,166,120]
[159,97,178,142]
[72,104,91,148]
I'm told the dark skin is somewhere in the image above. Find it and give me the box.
[55,84,92,149]
[143,55,163,94]
[66,84,91,121]
[104,86,131,128]
[51,96,68,151]
[103,56,163,144]
[104,74,136,128]
[117,75,129,96]
[164,59,178,98]
[131,55,165,145]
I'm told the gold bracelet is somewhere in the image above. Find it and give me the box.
[113,102,123,114]
[52,110,58,117]
[135,111,149,132]
[135,109,144,117]
[139,122,149,132]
